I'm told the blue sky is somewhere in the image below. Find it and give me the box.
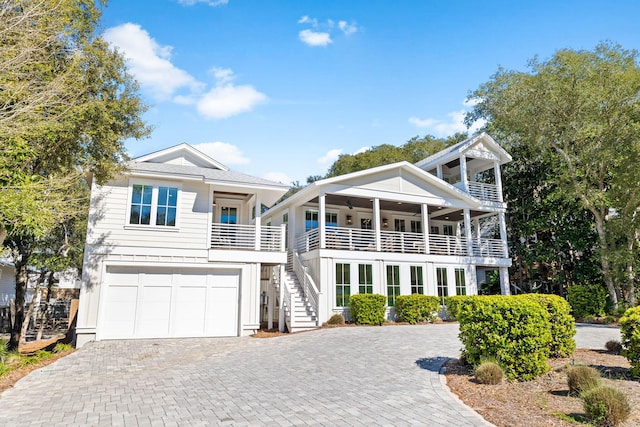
[101,0,640,185]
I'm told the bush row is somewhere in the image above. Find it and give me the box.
[348,294,441,325]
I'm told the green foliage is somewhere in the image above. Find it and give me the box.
[567,285,608,318]
[605,340,622,355]
[394,294,439,324]
[325,314,345,326]
[443,296,475,320]
[474,360,504,385]
[0,338,7,359]
[619,306,640,376]
[567,365,601,396]
[456,295,551,381]
[52,343,74,354]
[520,294,576,357]
[349,294,386,325]
[582,386,631,427]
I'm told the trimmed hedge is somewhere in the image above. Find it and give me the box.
[620,306,640,377]
[520,294,576,357]
[443,296,475,320]
[567,285,607,318]
[395,294,439,324]
[456,295,551,381]
[349,294,386,325]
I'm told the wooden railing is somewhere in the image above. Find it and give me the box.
[210,223,284,251]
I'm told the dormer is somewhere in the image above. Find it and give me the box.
[134,143,229,170]
[415,133,511,203]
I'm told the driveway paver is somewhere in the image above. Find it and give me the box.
[0,323,617,426]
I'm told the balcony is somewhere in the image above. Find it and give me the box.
[210,223,285,251]
[454,181,501,202]
[295,226,507,258]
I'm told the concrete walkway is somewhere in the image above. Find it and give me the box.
[0,324,619,426]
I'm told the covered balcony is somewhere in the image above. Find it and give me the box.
[210,223,286,252]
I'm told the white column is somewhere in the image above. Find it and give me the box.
[473,218,480,239]
[463,209,473,256]
[280,224,286,252]
[254,194,261,251]
[278,264,285,332]
[373,198,381,251]
[421,203,430,254]
[208,188,215,248]
[494,161,504,202]
[459,155,469,192]
[499,267,511,295]
[436,164,443,179]
[498,211,508,258]
[267,267,274,330]
[319,193,326,249]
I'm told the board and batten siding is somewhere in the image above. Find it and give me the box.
[0,265,15,307]
[87,177,211,250]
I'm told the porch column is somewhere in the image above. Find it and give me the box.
[254,194,262,251]
[278,264,285,332]
[421,203,430,254]
[268,266,274,330]
[373,198,381,251]
[208,188,215,248]
[319,193,326,249]
[280,224,286,252]
[494,161,504,202]
[499,267,511,295]
[459,155,469,192]
[436,164,443,179]
[498,211,508,258]
[473,218,481,239]
[463,209,473,256]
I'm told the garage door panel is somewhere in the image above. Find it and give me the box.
[137,286,172,337]
[140,271,173,286]
[174,287,207,336]
[207,286,238,336]
[102,286,137,338]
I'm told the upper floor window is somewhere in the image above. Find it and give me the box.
[443,224,454,236]
[411,220,422,233]
[129,184,179,227]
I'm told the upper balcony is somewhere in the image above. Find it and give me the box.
[454,181,501,203]
[209,223,287,263]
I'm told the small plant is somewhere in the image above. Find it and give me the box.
[325,314,345,326]
[619,306,640,376]
[349,294,386,325]
[394,294,439,324]
[567,365,601,396]
[0,338,8,360]
[605,340,622,355]
[474,360,504,385]
[582,385,630,427]
[603,315,615,324]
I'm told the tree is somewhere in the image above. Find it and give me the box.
[467,42,640,307]
[1,0,150,349]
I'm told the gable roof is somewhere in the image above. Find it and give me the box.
[134,143,230,171]
[415,132,512,170]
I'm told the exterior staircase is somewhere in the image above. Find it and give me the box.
[281,271,318,332]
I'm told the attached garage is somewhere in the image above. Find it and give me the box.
[99,266,240,340]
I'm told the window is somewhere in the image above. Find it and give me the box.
[394,219,405,232]
[386,265,400,306]
[282,212,288,223]
[430,226,439,235]
[411,220,422,233]
[443,224,454,236]
[221,207,237,224]
[129,184,179,227]
[361,218,372,230]
[437,267,448,297]
[358,264,373,294]
[336,263,351,307]
[305,210,319,231]
[410,266,423,294]
[455,268,466,296]
[326,212,338,228]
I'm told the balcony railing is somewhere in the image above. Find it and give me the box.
[295,226,507,257]
[210,223,284,251]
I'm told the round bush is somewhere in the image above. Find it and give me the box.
[349,294,386,325]
[326,313,345,326]
[582,385,630,427]
[521,294,576,357]
[567,285,607,318]
[605,340,622,355]
[474,361,504,385]
[395,294,439,324]
[567,365,601,396]
[620,306,640,377]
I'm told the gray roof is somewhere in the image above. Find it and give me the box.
[415,133,511,169]
[128,161,289,189]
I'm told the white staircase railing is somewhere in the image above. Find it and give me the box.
[281,275,294,331]
[292,251,320,325]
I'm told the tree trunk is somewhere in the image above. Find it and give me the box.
[8,239,31,351]
[20,271,48,344]
[593,219,619,309]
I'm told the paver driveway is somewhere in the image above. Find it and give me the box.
[0,324,490,427]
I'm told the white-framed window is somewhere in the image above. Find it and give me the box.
[394,219,406,232]
[411,220,422,233]
[430,225,439,234]
[455,268,466,296]
[410,265,424,294]
[443,224,454,236]
[386,265,400,306]
[436,267,448,297]
[336,263,351,307]
[358,264,373,294]
[127,181,180,228]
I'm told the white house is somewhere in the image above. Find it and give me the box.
[0,259,16,308]
[75,144,290,347]
[76,133,512,346]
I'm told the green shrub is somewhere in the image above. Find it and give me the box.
[395,294,439,324]
[0,338,7,360]
[567,285,607,318]
[474,360,504,385]
[457,295,551,381]
[619,306,640,376]
[605,340,622,355]
[521,294,576,357]
[443,296,475,320]
[52,343,74,353]
[326,313,345,326]
[349,294,386,325]
[567,365,601,396]
[582,386,630,427]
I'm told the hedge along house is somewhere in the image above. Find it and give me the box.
[263,133,512,331]
[76,144,289,347]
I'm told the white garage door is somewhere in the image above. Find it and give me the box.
[100,267,239,340]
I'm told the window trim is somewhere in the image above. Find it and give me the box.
[125,179,182,230]
[358,263,373,294]
[386,264,400,307]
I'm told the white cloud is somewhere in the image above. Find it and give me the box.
[103,23,201,100]
[297,15,318,26]
[263,172,292,185]
[299,29,332,47]
[178,0,228,6]
[197,84,267,119]
[354,146,370,155]
[318,148,343,165]
[408,100,486,137]
[338,20,358,35]
[210,67,235,84]
[191,141,250,165]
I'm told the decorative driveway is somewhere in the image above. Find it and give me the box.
[0,324,490,426]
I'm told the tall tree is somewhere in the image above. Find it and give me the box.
[1,0,150,349]
[467,42,640,307]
